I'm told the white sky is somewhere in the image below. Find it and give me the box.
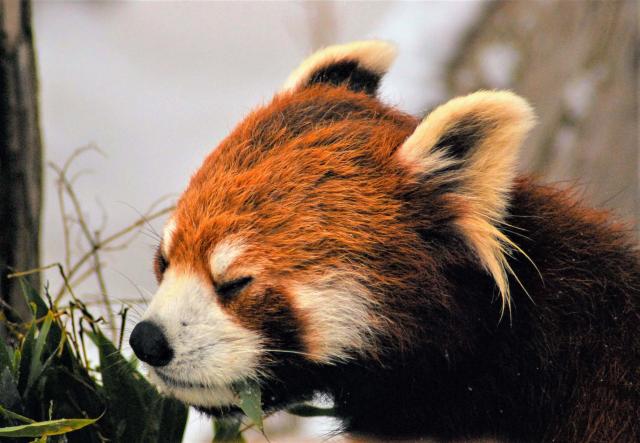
[32,2,482,440]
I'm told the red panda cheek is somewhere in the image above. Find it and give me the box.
[222,287,305,354]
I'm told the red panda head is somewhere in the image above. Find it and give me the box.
[130,41,535,413]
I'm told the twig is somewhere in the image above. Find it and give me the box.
[68,305,84,369]
[78,317,91,371]
[118,306,129,352]
[50,162,95,245]
[91,231,115,340]
[8,263,63,278]
[61,143,104,173]
[53,205,174,303]
[56,173,72,271]
[69,264,100,289]
[81,298,147,308]
[10,263,80,308]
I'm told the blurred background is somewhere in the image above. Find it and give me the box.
[1,1,637,441]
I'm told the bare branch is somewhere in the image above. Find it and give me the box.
[53,205,174,302]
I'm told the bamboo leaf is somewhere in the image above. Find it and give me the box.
[39,365,107,441]
[19,279,49,319]
[0,335,12,373]
[0,405,35,423]
[0,368,21,413]
[156,396,188,443]
[12,348,21,376]
[89,330,150,441]
[27,311,54,390]
[0,416,98,437]
[213,418,245,442]
[89,330,187,442]
[235,380,263,431]
[19,280,64,359]
[0,366,20,403]
[18,324,36,394]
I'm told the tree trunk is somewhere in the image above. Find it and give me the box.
[0,0,42,326]
[446,0,638,227]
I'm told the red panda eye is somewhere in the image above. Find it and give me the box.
[215,276,253,301]
[153,246,169,283]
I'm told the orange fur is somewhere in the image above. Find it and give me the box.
[164,85,432,355]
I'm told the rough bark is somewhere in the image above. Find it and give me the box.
[446,0,639,228]
[0,0,42,324]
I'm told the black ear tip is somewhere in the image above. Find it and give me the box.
[282,41,397,95]
[308,60,382,95]
[432,116,486,161]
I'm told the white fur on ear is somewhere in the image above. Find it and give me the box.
[396,90,536,314]
[397,90,535,176]
[282,40,397,92]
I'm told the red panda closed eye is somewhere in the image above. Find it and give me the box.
[129,41,640,442]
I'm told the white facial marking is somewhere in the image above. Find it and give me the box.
[162,218,177,257]
[146,370,239,408]
[142,269,263,408]
[293,273,384,363]
[210,238,246,281]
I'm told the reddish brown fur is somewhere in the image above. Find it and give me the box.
[158,81,639,441]
[166,86,438,352]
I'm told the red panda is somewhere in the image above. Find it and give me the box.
[129,41,640,441]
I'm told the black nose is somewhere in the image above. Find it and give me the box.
[129,321,173,367]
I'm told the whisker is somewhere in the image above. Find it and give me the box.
[111,268,150,306]
[261,348,323,358]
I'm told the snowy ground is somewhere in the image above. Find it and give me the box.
[33,2,482,440]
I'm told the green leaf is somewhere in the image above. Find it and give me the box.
[0,405,35,423]
[19,279,49,319]
[89,330,151,441]
[89,329,187,442]
[213,418,245,442]
[0,335,12,374]
[34,312,54,360]
[39,365,107,441]
[235,380,263,431]
[19,281,64,359]
[18,324,36,394]
[27,311,54,391]
[287,403,337,417]
[156,396,188,443]
[0,368,22,415]
[0,416,97,437]
[12,348,21,376]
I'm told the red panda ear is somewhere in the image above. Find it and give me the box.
[282,40,397,95]
[396,90,536,313]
